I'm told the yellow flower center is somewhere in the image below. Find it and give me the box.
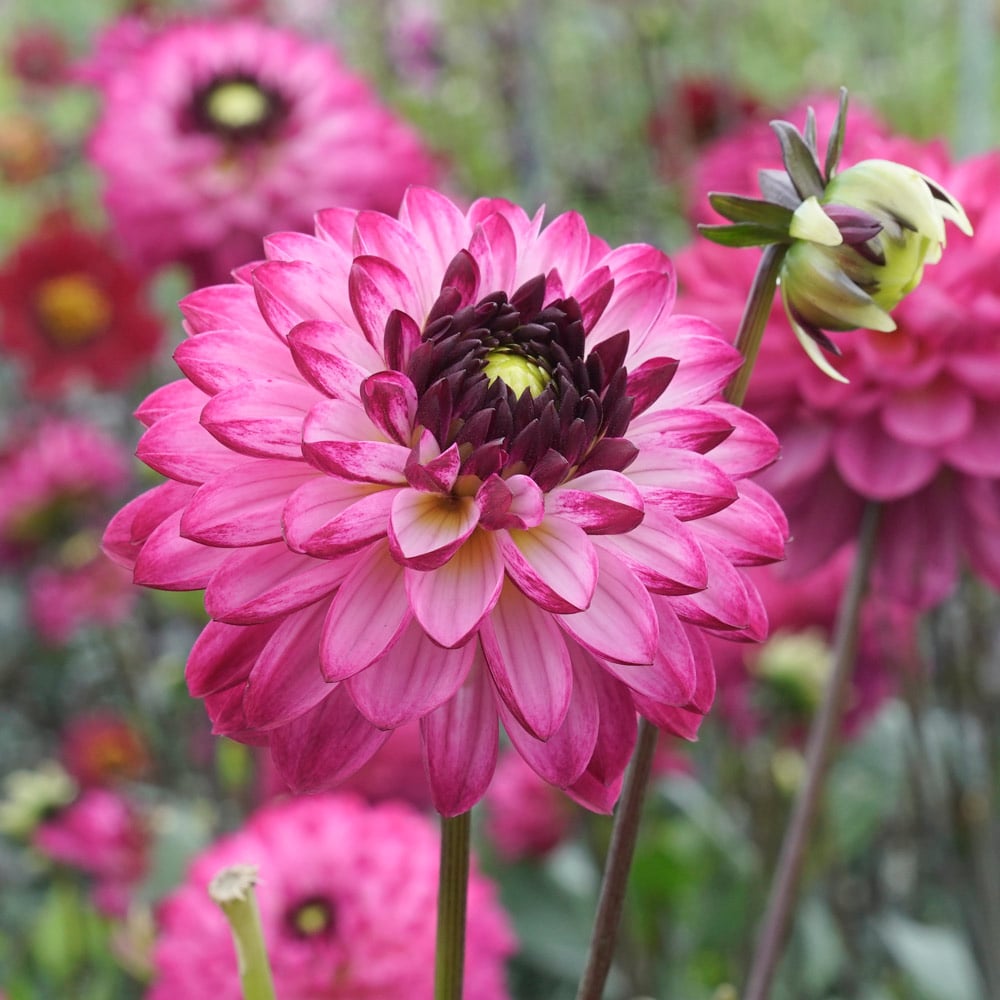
[204,81,272,131]
[482,349,551,398]
[34,274,112,346]
[293,900,333,937]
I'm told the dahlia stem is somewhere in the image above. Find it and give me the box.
[435,810,472,1000]
[723,243,788,407]
[742,501,881,1000]
[575,717,659,1000]
[208,864,277,1000]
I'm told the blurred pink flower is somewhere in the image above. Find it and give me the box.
[6,24,69,87]
[484,750,576,861]
[148,794,514,1000]
[676,105,1000,609]
[0,213,163,398]
[86,18,440,284]
[105,188,786,815]
[0,418,130,561]
[60,711,150,788]
[33,788,149,918]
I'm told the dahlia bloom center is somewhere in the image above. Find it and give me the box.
[483,349,551,398]
[289,897,335,938]
[188,74,287,142]
[33,274,111,346]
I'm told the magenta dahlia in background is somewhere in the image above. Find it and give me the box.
[105,187,787,815]
[86,17,440,285]
[709,553,915,745]
[677,119,1000,609]
[0,213,163,398]
[147,794,514,1000]
[33,787,149,919]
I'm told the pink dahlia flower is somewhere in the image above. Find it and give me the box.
[677,118,1000,609]
[147,794,514,1000]
[86,18,440,285]
[33,788,149,919]
[105,188,787,815]
[0,213,162,398]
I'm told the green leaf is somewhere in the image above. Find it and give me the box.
[708,193,795,231]
[698,223,791,248]
[879,914,985,1000]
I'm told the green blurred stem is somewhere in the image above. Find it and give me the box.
[743,502,881,1000]
[724,243,788,407]
[208,865,277,1000]
[435,810,471,1000]
[575,718,659,1000]
[575,242,787,1000]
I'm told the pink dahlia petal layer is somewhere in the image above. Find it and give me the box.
[548,470,644,533]
[282,477,388,553]
[627,448,738,521]
[291,488,395,557]
[252,260,355,338]
[388,490,480,570]
[656,319,741,405]
[944,402,1000,476]
[133,511,229,590]
[103,481,195,569]
[186,619,282,698]
[174,329,304,394]
[137,410,243,485]
[286,320,383,399]
[303,399,409,483]
[881,378,976,447]
[349,255,423,349]
[135,380,210,428]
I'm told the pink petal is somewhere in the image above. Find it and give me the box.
[398,187,471,281]
[592,507,708,595]
[204,543,351,625]
[286,320,382,399]
[405,441,462,493]
[407,529,504,647]
[388,490,480,570]
[549,470,645,533]
[174,329,302,394]
[658,319,741,406]
[497,517,598,613]
[271,686,391,794]
[262,230,347,274]
[420,651,499,816]
[243,601,332,728]
[133,511,228,590]
[558,548,658,665]
[691,482,788,567]
[519,211,591,292]
[320,542,411,681]
[289,488,395,557]
[135,380,209,428]
[137,409,243,485]
[103,481,194,569]
[361,371,417,445]
[349,255,421,350]
[186,619,281,698]
[252,260,354,339]
[834,414,941,501]
[570,265,614,329]
[468,213,518,300]
[669,542,751,632]
[283,477,389,553]
[628,448,738,521]
[181,460,315,547]
[480,584,573,740]
[179,283,268,336]
[589,270,671,349]
[303,399,409,484]
[476,474,545,530]
[628,407,735,455]
[347,619,475,728]
[200,378,319,459]
[352,209,438,309]
[881,377,976,447]
[944,401,1000,476]
[627,357,679,415]
[701,404,780,478]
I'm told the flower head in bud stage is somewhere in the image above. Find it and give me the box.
[677,98,1000,609]
[148,795,514,1000]
[85,18,440,285]
[105,188,787,816]
[700,89,971,381]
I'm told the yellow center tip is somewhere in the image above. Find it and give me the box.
[205,81,270,130]
[482,350,550,398]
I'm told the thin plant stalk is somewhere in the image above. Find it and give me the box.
[208,864,277,1000]
[575,244,787,1000]
[742,501,881,1000]
[435,810,472,1000]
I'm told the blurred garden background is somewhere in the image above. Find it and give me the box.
[1,0,1000,998]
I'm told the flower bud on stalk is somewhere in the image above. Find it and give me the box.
[700,89,972,381]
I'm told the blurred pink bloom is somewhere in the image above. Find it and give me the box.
[677,103,1000,609]
[105,188,786,815]
[0,418,130,560]
[72,15,155,88]
[60,711,150,788]
[28,552,138,644]
[148,795,514,999]
[709,555,914,744]
[86,18,440,284]
[484,750,576,860]
[33,788,149,918]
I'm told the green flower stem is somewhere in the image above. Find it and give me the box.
[208,864,277,1000]
[743,501,881,1000]
[724,243,788,407]
[435,810,472,1000]
[575,717,659,1000]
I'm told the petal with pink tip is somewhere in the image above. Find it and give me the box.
[103,481,194,569]
[592,507,707,595]
[204,543,352,625]
[360,371,417,445]
[349,255,421,350]
[421,652,499,816]
[252,260,354,338]
[548,470,644,533]
[291,488,395,557]
[476,473,545,530]
[174,329,302,394]
[186,619,281,698]
[700,403,780,477]
[469,213,518,300]
[302,398,409,484]
[670,542,751,632]
[200,378,319,459]
[627,448,737,521]
[352,210,437,307]
[691,483,787,567]
[133,510,229,590]
[519,211,592,292]
[557,548,658,664]
[271,686,391,794]
[398,187,471,280]
[347,619,475,729]
[320,542,410,681]
[407,529,504,647]
[181,460,315,547]
[834,414,940,501]
[137,409,243,485]
[243,601,332,729]
[945,402,1000,476]
[589,271,671,349]
[135,380,209,428]
[283,477,388,553]
[628,407,734,454]
[882,378,975,448]
[262,230,347,274]
[480,584,573,740]
[287,320,382,399]
[179,283,268,337]
[388,489,480,570]
[658,319,741,405]
[498,518,598,613]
